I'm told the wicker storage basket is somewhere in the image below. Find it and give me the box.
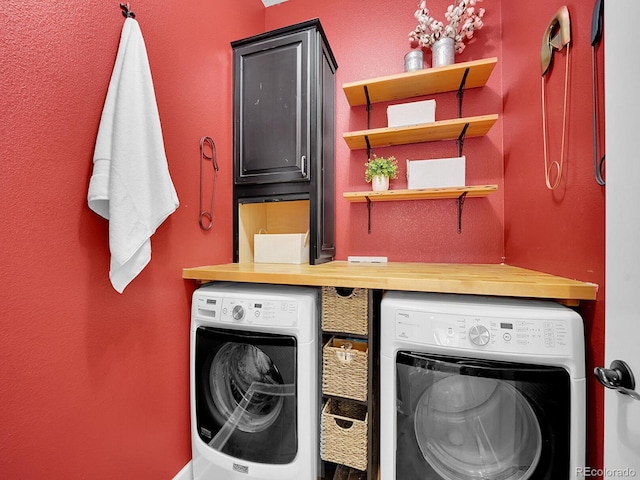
[321,398,368,471]
[334,465,367,480]
[322,338,368,402]
[322,287,369,335]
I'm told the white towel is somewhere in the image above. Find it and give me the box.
[88,18,179,294]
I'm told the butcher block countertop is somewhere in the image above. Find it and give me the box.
[182,262,597,305]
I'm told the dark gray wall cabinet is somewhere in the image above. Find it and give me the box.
[231,19,337,264]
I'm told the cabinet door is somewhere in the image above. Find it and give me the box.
[233,30,310,185]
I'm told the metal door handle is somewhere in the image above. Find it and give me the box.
[301,155,307,178]
[594,360,640,401]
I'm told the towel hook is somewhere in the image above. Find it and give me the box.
[120,3,136,19]
[199,136,219,231]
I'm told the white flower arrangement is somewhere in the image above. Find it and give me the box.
[409,0,485,54]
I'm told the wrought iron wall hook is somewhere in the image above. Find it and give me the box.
[199,136,219,231]
[120,3,136,19]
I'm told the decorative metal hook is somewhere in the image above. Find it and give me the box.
[120,3,136,19]
[199,136,219,231]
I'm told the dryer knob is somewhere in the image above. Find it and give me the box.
[469,324,491,346]
[232,305,245,321]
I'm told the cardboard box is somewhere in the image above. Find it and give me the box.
[406,156,466,189]
[387,99,436,127]
[254,232,309,264]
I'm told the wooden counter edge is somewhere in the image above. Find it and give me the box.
[182,262,598,305]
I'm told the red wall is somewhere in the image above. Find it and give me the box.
[501,1,605,472]
[0,1,264,478]
[1,0,604,477]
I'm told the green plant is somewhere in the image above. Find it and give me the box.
[365,155,398,182]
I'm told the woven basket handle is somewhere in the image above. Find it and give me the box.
[334,287,355,298]
[333,416,355,430]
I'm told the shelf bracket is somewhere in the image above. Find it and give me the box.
[457,191,468,234]
[456,67,470,118]
[457,123,470,157]
[364,85,372,130]
[366,196,372,234]
[365,135,372,160]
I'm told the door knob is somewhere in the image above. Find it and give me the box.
[594,360,640,401]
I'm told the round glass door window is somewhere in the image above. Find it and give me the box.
[414,375,542,480]
[209,342,285,433]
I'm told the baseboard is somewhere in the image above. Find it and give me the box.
[172,460,192,480]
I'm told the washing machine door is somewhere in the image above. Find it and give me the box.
[195,327,297,464]
[395,353,570,480]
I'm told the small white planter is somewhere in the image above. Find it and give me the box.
[371,175,390,192]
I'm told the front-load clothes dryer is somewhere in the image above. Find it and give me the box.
[190,282,319,480]
[380,291,585,480]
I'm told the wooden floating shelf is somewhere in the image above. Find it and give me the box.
[342,114,498,150]
[341,57,499,233]
[343,57,498,106]
[343,185,498,202]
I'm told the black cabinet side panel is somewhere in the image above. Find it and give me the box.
[312,41,336,264]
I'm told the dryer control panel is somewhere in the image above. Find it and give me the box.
[193,294,299,327]
[394,310,575,356]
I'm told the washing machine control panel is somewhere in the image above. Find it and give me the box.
[395,310,573,355]
[193,294,300,327]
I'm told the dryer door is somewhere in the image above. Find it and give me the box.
[395,352,570,480]
[195,327,297,464]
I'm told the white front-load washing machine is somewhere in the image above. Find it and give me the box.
[380,291,585,480]
[190,282,319,480]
